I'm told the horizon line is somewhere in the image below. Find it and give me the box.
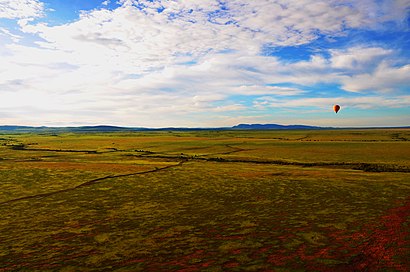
[1,124,409,130]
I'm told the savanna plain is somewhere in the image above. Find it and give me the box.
[0,129,409,271]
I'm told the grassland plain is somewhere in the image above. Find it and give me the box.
[0,129,409,271]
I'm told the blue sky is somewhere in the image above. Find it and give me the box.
[0,0,409,127]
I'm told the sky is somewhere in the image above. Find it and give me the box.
[0,0,409,128]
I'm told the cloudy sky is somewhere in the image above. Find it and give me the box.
[0,0,409,127]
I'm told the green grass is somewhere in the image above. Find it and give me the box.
[0,129,409,271]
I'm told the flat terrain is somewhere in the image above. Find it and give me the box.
[0,129,409,271]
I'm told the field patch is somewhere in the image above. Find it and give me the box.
[0,130,409,271]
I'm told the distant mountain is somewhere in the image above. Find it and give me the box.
[1,124,408,133]
[0,125,35,131]
[232,124,323,130]
[0,125,142,133]
[68,125,142,132]
[0,125,228,132]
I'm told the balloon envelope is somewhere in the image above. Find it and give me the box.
[333,105,340,113]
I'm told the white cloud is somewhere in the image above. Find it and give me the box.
[233,85,305,96]
[254,95,410,110]
[17,0,408,68]
[0,0,44,19]
[0,27,22,42]
[379,0,410,26]
[342,63,410,93]
[330,47,393,70]
[0,0,408,126]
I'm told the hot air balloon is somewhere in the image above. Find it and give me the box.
[333,104,340,113]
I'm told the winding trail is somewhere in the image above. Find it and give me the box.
[9,146,128,154]
[6,143,410,173]
[136,152,410,173]
[0,160,185,206]
[195,144,253,156]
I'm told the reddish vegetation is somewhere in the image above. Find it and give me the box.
[266,197,410,271]
[1,198,407,272]
[336,197,410,271]
[223,261,240,268]
[140,198,410,271]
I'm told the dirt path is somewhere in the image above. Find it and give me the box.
[0,161,185,206]
[136,152,410,173]
[7,144,410,173]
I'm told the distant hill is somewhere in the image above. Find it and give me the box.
[232,124,323,130]
[0,124,321,133]
[0,124,408,133]
[67,125,142,132]
[0,125,35,131]
[0,125,142,133]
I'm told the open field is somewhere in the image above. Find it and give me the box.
[0,129,409,271]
